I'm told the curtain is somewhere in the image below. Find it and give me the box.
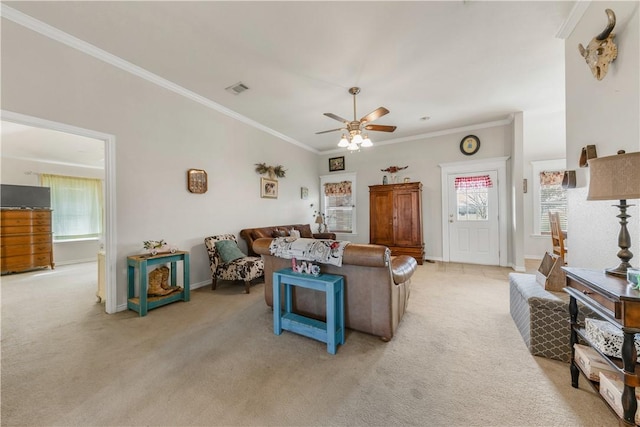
[454,175,493,190]
[40,174,103,240]
[324,181,352,196]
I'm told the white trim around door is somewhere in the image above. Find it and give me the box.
[1,110,117,314]
[439,156,509,266]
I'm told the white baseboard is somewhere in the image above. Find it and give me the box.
[55,258,97,266]
[115,279,210,313]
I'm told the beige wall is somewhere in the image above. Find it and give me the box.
[317,124,514,262]
[1,20,320,307]
[565,1,640,269]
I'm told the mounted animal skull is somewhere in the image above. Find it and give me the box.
[578,9,618,80]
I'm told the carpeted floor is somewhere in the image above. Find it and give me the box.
[1,261,616,426]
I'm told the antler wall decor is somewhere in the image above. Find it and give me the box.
[255,163,286,178]
[578,9,618,80]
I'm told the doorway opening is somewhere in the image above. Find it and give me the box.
[1,110,116,313]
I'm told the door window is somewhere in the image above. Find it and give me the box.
[454,175,491,221]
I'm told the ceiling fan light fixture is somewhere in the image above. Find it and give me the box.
[338,135,350,147]
[347,141,360,151]
[317,87,395,152]
[361,135,372,147]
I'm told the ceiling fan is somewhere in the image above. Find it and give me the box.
[316,87,396,149]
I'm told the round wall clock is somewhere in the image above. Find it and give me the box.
[460,135,480,156]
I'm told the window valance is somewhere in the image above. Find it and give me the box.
[454,175,493,190]
[324,181,352,197]
[539,171,564,186]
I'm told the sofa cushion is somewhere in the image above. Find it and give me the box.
[295,224,313,238]
[272,228,288,238]
[289,228,301,238]
[215,240,246,263]
[252,229,271,240]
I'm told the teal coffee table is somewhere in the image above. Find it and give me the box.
[273,268,345,354]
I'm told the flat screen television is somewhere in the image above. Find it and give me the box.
[1,184,51,208]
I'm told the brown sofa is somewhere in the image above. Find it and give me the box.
[253,237,417,341]
[239,224,335,256]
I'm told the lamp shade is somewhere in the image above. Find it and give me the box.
[587,152,640,201]
[315,215,323,224]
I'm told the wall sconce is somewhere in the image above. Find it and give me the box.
[562,171,576,189]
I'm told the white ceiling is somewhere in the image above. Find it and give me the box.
[2,1,576,165]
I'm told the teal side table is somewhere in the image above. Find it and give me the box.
[127,251,190,316]
[273,268,345,354]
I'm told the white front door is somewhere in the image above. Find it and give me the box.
[447,171,500,265]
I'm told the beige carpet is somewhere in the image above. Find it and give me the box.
[1,261,615,426]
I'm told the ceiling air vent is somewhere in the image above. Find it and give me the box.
[225,82,249,95]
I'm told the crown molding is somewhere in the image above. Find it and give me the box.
[320,117,514,155]
[0,4,318,154]
[556,0,591,39]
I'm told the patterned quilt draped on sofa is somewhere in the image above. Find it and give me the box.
[269,237,350,266]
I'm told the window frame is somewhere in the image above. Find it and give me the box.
[531,159,567,235]
[319,172,357,235]
[40,174,104,242]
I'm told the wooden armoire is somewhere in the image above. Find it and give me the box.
[369,182,424,265]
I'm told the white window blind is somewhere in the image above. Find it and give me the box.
[539,171,567,233]
[531,159,568,235]
[320,173,356,234]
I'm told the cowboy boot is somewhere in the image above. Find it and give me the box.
[159,266,180,293]
[159,266,171,290]
[148,268,173,296]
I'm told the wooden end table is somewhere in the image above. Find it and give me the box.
[564,267,640,426]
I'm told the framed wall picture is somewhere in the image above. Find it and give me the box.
[329,156,345,172]
[187,169,208,193]
[261,177,278,199]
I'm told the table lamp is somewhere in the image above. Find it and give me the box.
[587,151,640,277]
[315,214,324,233]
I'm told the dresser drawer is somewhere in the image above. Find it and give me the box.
[1,253,51,271]
[32,211,51,220]
[567,276,621,319]
[1,234,51,246]
[1,217,50,227]
[0,243,51,257]
[1,225,52,235]
[1,210,50,220]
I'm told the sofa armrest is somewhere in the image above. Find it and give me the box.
[391,256,417,285]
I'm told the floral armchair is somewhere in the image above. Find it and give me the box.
[204,234,264,294]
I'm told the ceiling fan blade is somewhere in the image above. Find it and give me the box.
[315,128,345,135]
[323,113,349,124]
[360,107,389,124]
[365,124,397,132]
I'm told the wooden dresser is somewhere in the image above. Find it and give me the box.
[369,182,424,265]
[1,209,54,274]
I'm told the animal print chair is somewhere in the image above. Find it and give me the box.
[204,234,264,294]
